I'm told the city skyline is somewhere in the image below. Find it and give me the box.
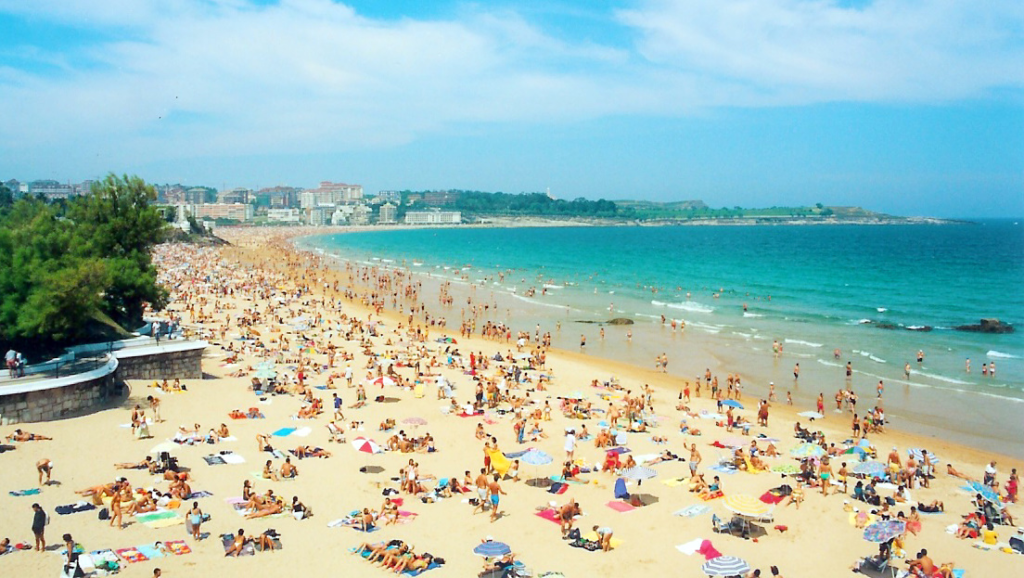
[1,0,1022,217]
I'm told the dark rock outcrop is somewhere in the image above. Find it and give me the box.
[955,319,1014,334]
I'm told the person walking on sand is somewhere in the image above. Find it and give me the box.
[147,395,162,423]
[188,502,204,540]
[488,474,507,522]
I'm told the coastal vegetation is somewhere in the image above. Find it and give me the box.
[398,189,901,223]
[0,174,168,352]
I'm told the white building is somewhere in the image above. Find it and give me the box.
[404,210,462,225]
[267,208,302,223]
[379,202,397,224]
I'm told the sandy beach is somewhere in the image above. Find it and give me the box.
[0,227,1020,578]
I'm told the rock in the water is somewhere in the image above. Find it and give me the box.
[955,318,1014,334]
[606,318,634,325]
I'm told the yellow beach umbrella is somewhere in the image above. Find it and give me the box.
[723,494,769,517]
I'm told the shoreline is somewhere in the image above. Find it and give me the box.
[292,227,1024,460]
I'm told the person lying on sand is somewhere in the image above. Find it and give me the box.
[115,456,160,473]
[9,429,51,441]
[294,445,331,458]
[245,496,284,519]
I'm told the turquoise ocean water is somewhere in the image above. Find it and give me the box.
[299,221,1024,451]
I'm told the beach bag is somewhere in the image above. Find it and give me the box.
[567,528,581,541]
[614,478,629,500]
[98,508,109,520]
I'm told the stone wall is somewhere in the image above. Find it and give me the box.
[0,359,121,425]
[116,345,205,381]
[0,341,206,425]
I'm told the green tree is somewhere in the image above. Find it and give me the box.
[67,173,168,327]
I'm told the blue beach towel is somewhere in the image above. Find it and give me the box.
[272,427,297,437]
[9,488,41,497]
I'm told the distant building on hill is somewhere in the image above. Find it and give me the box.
[424,190,459,206]
[379,202,397,224]
[375,190,402,204]
[187,203,253,222]
[404,209,461,225]
[28,179,75,199]
[267,208,301,223]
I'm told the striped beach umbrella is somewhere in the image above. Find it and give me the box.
[723,494,769,517]
[701,555,750,576]
[621,466,658,482]
[968,481,1002,506]
[372,376,396,388]
[908,448,939,465]
[720,400,744,409]
[473,540,511,557]
[790,443,825,458]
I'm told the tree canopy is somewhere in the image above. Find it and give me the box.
[0,174,168,353]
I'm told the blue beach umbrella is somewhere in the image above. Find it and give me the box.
[720,400,744,409]
[863,520,906,543]
[521,450,553,466]
[701,555,751,576]
[474,541,511,557]
[968,481,1002,506]
[852,461,887,477]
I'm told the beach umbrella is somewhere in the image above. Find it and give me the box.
[521,449,554,467]
[522,449,554,486]
[908,448,939,465]
[863,520,906,543]
[771,464,800,475]
[402,417,428,427]
[351,437,382,455]
[843,446,868,459]
[372,376,396,388]
[720,400,744,410]
[852,461,887,477]
[701,555,750,576]
[720,437,747,449]
[798,411,824,420]
[621,466,657,486]
[968,481,1002,506]
[723,494,769,517]
[473,541,511,557]
[254,367,277,379]
[790,443,825,459]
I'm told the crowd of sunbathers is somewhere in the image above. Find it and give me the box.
[352,539,440,574]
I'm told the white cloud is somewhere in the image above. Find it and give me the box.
[0,0,1020,177]
[618,0,1024,103]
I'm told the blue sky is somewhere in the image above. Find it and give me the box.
[0,0,1021,217]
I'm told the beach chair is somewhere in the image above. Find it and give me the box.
[753,505,775,523]
[711,514,731,534]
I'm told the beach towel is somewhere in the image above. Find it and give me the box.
[674,505,711,518]
[221,453,246,464]
[55,503,97,515]
[8,488,41,496]
[457,411,484,418]
[661,477,688,488]
[190,490,214,498]
[709,465,738,475]
[292,426,312,437]
[164,540,192,555]
[549,475,591,485]
[696,539,722,560]
[606,500,635,513]
[760,491,786,504]
[221,534,256,557]
[134,543,166,560]
[485,448,512,477]
[582,531,623,549]
[115,547,149,564]
[676,538,706,556]
[141,512,184,529]
[272,427,297,437]
[547,483,568,495]
[535,508,561,524]
[204,455,227,465]
[700,490,724,501]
